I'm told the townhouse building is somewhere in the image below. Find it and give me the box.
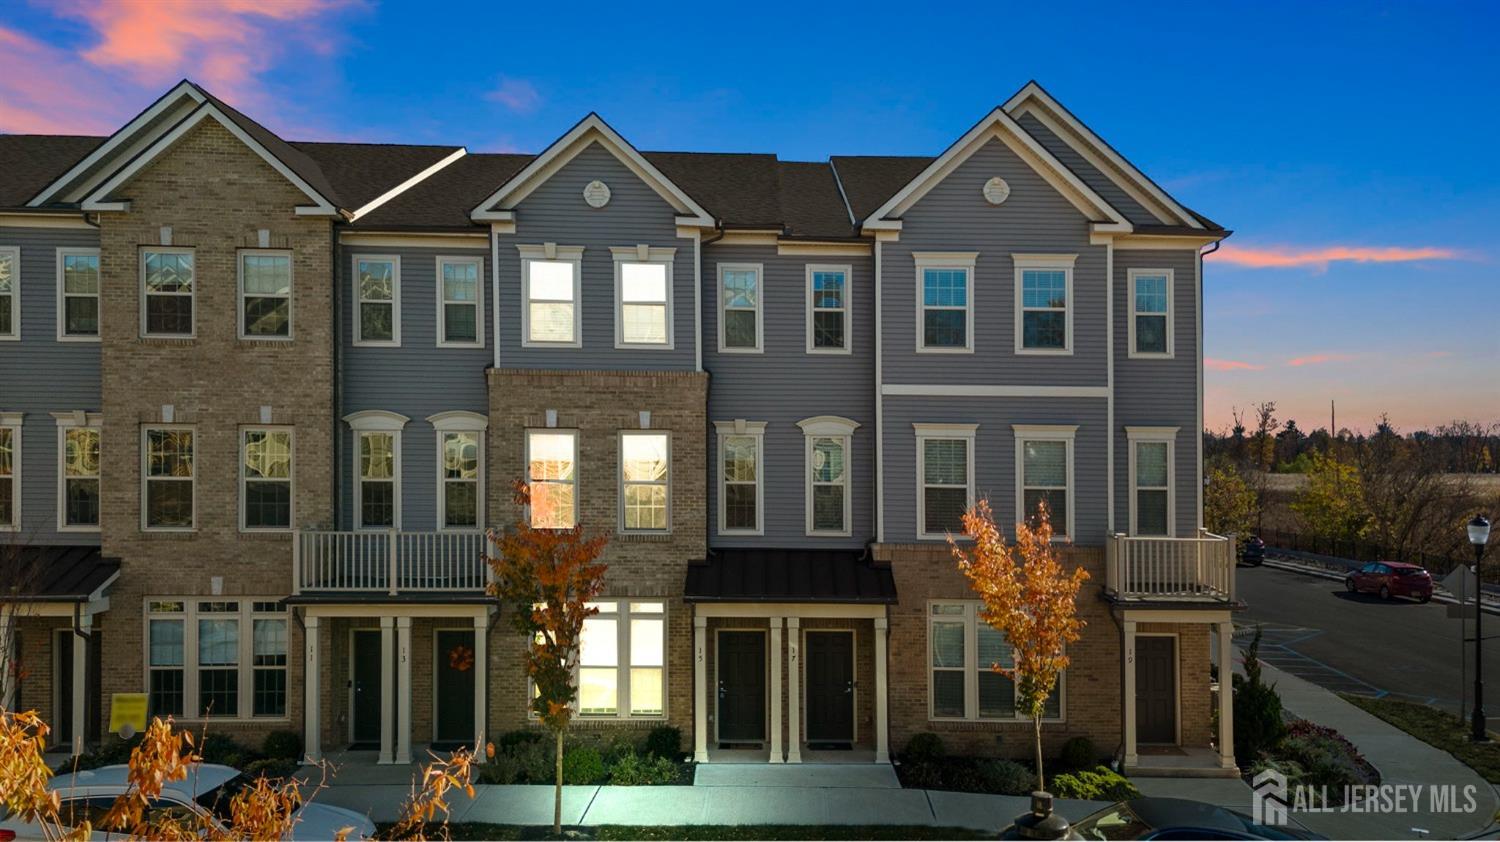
[0,79,1238,776]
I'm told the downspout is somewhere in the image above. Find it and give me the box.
[72,602,90,746]
[331,222,343,530]
[1197,240,1219,530]
[1107,603,1127,770]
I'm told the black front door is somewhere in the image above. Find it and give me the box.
[434,630,476,748]
[55,630,74,745]
[805,631,854,743]
[717,631,765,744]
[1135,636,1177,744]
[351,630,383,747]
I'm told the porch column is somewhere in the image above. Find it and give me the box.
[786,617,802,763]
[378,617,395,764]
[1123,620,1138,767]
[769,617,784,763]
[0,612,14,711]
[72,614,90,757]
[396,616,413,764]
[693,615,708,762]
[1217,620,1236,769]
[303,616,321,763]
[472,613,487,760]
[874,616,890,764]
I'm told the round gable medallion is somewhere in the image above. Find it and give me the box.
[983,177,1011,205]
[583,180,611,208]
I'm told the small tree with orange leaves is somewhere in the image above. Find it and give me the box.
[487,480,609,836]
[951,499,1088,793]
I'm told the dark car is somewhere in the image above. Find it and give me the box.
[1067,797,1323,840]
[1240,535,1266,566]
[1344,561,1432,602]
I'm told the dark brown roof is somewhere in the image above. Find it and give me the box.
[192,87,345,207]
[776,161,858,240]
[684,548,898,604]
[352,152,534,230]
[294,142,462,212]
[2,546,119,601]
[0,134,106,207]
[828,155,934,223]
[644,151,782,229]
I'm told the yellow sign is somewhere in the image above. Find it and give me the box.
[109,693,149,736]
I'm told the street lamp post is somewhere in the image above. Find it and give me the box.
[1471,514,1492,743]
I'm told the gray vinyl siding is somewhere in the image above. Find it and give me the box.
[495,142,697,370]
[1015,112,1158,227]
[880,137,1108,387]
[702,244,875,548]
[339,245,491,532]
[882,396,1108,545]
[0,227,102,545]
[1113,249,1200,535]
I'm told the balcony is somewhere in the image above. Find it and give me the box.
[1105,531,1236,603]
[292,529,493,595]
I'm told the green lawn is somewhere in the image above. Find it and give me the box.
[426,824,993,841]
[1340,694,1500,784]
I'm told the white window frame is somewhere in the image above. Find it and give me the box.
[525,428,580,529]
[914,252,976,354]
[429,411,488,530]
[805,263,852,354]
[518,244,584,348]
[53,411,101,533]
[140,247,196,339]
[436,255,485,349]
[237,249,294,341]
[534,599,669,720]
[1013,254,1077,356]
[713,420,766,535]
[142,424,196,532]
[143,598,290,722]
[345,410,408,530]
[56,247,100,342]
[612,246,676,350]
[717,262,764,353]
[239,426,294,532]
[0,246,18,341]
[0,413,20,531]
[926,600,1065,723]
[914,423,977,541]
[1127,426,1179,537]
[618,431,671,534]
[1127,268,1174,359]
[797,415,860,537]
[1013,424,1077,541]
[352,254,401,347]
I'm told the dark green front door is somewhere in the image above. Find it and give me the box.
[1135,636,1177,744]
[55,630,74,745]
[434,630,476,748]
[805,631,854,743]
[717,631,765,744]
[351,630,383,747]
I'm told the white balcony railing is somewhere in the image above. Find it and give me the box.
[1106,530,1235,602]
[292,529,492,595]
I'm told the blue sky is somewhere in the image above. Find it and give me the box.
[2,1,1495,432]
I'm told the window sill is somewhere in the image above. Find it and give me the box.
[915,347,974,354]
[1015,348,1072,356]
[57,525,102,534]
[140,528,198,538]
[926,717,1066,728]
[437,342,485,350]
[139,336,195,346]
[614,343,677,351]
[57,334,101,344]
[616,531,674,542]
[1127,352,1176,360]
[238,530,293,540]
[806,347,853,356]
[717,347,763,354]
[238,337,294,346]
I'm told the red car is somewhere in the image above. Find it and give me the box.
[1344,561,1432,602]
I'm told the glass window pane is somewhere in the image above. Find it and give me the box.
[65,429,100,477]
[361,481,394,527]
[979,672,1017,719]
[724,484,757,530]
[1022,270,1067,308]
[360,433,394,479]
[813,311,844,348]
[622,434,668,482]
[723,436,758,482]
[629,668,663,715]
[65,478,100,526]
[443,262,479,301]
[253,619,287,664]
[1023,441,1066,487]
[146,295,192,335]
[1022,311,1066,349]
[932,671,965,718]
[253,669,287,717]
[530,482,575,529]
[149,669,184,717]
[150,619,184,666]
[147,481,193,527]
[723,310,757,348]
[722,269,757,307]
[580,618,617,666]
[923,439,967,485]
[64,296,99,335]
[624,485,667,530]
[1134,275,1167,314]
[444,432,479,479]
[64,254,99,294]
[621,303,667,343]
[1137,489,1169,536]
[923,310,966,347]
[813,486,845,531]
[1024,489,1066,533]
[244,431,291,479]
[622,263,668,302]
[199,670,238,718]
[529,302,574,342]
[811,438,845,483]
[357,261,393,301]
[924,488,967,535]
[444,482,478,527]
[198,619,239,666]
[629,618,664,667]
[444,304,477,342]
[360,302,393,341]
[529,261,575,301]
[245,481,291,529]
[812,271,844,308]
[243,255,291,296]
[529,433,576,481]
[1136,442,1169,487]
[1135,314,1167,353]
[931,621,964,668]
[0,251,12,293]
[922,269,967,307]
[579,668,617,714]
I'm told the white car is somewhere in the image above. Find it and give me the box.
[0,763,375,840]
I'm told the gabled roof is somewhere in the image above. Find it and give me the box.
[643,151,782,229]
[828,155,934,224]
[295,141,466,221]
[0,134,105,207]
[776,161,861,240]
[353,152,534,230]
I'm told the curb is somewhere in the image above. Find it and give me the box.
[1259,557,1500,617]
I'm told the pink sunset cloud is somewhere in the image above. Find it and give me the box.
[1287,353,1357,367]
[1205,358,1266,371]
[1212,243,1461,271]
[486,77,543,114]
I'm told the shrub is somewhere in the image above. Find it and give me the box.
[497,729,545,750]
[262,730,302,761]
[478,753,522,785]
[903,732,946,762]
[900,760,943,790]
[607,751,682,785]
[598,732,642,765]
[562,745,607,785]
[1234,626,1287,763]
[976,759,1035,795]
[644,725,682,760]
[939,759,992,793]
[499,736,555,783]
[242,758,299,780]
[1049,766,1140,801]
[62,735,141,773]
[199,733,253,768]
[1058,736,1097,771]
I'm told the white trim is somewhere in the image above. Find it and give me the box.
[777,242,872,257]
[349,148,467,221]
[139,246,195,339]
[237,249,293,341]
[339,232,490,248]
[1013,424,1077,540]
[239,426,295,532]
[491,224,503,368]
[1108,234,1223,250]
[435,255,485,348]
[55,247,101,342]
[914,252,976,354]
[618,430,672,535]
[352,254,401,347]
[1126,268,1174,359]
[914,423,977,542]
[346,411,409,530]
[716,262,764,354]
[432,418,486,530]
[525,428,580,529]
[142,596,291,723]
[141,424,196,532]
[53,412,102,533]
[805,263,852,355]
[580,599,670,720]
[1106,239,1115,534]
[1126,426,1179,537]
[926,600,1065,723]
[692,230,703,371]
[0,414,20,531]
[0,247,19,341]
[797,416,860,537]
[518,244,584,348]
[611,246,676,350]
[874,238,884,543]
[1013,254,1076,356]
[0,213,93,229]
[1196,249,1205,530]
[714,420,767,536]
[882,384,1107,398]
[1011,103,1177,226]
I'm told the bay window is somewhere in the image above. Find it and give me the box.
[1014,254,1075,354]
[1014,425,1075,540]
[527,429,577,528]
[620,432,669,533]
[929,601,1062,721]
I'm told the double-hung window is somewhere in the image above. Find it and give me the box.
[798,416,859,536]
[241,428,292,530]
[145,600,288,720]
[437,256,483,347]
[141,248,195,337]
[348,409,407,529]
[143,426,194,530]
[0,415,18,530]
[613,247,674,348]
[718,263,761,352]
[526,429,577,528]
[915,423,976,540]
[354,256,399,345]
[520,245,583,347]
[576,600,666,718]
[1128,427,1178,536]
[807,264,850,352]
[620,432,669,533]
[1129,268,1173,357]
[0,247,17,340]
[430,412,487,529]
[56,413,101,531]
[1014,425,1076,540]
[1014,254,1075,354]
[915,253,975,351]
[929,601,1062,721]
[57,248,100,339]
[239,250,292,338]
[715,421,765,534]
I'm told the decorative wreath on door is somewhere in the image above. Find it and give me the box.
[448,644,474,672]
